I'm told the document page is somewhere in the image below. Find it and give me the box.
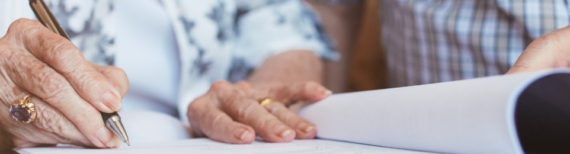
[18,138,432,154]
[298,70,570,154]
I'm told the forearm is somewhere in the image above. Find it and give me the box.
[247,50,323,85]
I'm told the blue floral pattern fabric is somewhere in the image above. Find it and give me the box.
[41,0,337,121]
[44,0,116,66]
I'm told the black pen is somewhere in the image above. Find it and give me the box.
[28,0,130,146]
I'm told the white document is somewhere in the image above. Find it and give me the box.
[17,69,570,154]
[299,69,570,154]
[18,138,432,154]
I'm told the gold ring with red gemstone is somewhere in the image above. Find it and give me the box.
[10,94,37,123]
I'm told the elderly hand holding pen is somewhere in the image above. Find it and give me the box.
[0,19,128,150]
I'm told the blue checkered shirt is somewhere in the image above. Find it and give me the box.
[381,0,570,87]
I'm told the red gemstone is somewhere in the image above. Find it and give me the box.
[10,105,31,122]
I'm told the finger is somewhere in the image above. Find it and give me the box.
[265,102,317,139]
[187,95,255,144]
[90,62,129,96]
[508,25,570,74]
[2,51,119,148]
[235,81,256,98]
[13,139,56,148]
[7,18,121,112]
[31,96,90,145]
[267,81,332,104]
[212,81,296,142]
[4,95,88,147]
[236,81,315,139]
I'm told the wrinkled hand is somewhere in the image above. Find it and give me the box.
[187,80,331,143]
[507,25,570,74]
[0,19,129,150]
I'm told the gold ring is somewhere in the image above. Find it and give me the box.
[258,98,274,107]
[9,94,37,123]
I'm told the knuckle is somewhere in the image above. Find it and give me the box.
[208,113,225,129]
[101,66,129,94]
[235,81,255,92]
[233,101,258,121]
[0,44,14,59]
[188,97,206,113]
[223,92,245,107]
[43,42,82,72]
[104,66,126,76]
[10,19,36,28]
[7,19,36,33]
[303,81,321,89]
[6,19,43,40]
[210,80,232,91]
[533,33,562,49]
[34,105,68,137]
[36,71,66,101]
[74,71,105,93]
[235,81,250,87]
[267,103,284,114]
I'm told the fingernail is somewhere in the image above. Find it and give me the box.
[280,130,292,138]
[274,125,292,138]
[304,126,315,133]
[324,90,332,95]
[320,90,332,98]
[234,128,249,140]
[106,139,116,148]
[96,127,114,148]
[102,90,121,111]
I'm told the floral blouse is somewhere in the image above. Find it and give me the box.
[38,0,337,120]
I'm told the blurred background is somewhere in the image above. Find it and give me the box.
[308,0,386,93]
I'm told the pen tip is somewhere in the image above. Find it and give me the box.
[126,140,130,146]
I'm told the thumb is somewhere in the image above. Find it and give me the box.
[507,26,570,74]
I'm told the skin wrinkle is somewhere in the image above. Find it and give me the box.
[188,50,325,143]
[210,113,224,134]
[187,99,204,136]
[72,70,108,106]
[0,19,132,149]
[510,25,570,74]
[271,104,295,126]
[12,20,43,48]
[209,92,221,108]
[237,102,256,122]
[18,19,112,109]
[268,103,303,133]
[47,44,78,72]
[0,80,76,145]
[543,32,570,68]
[96,65,129,95]
[43,41,88,76]
[34,68,65,102]
[34,100,73,140]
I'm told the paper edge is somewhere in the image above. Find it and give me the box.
[505,68,570,154]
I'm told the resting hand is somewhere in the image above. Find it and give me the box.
[508,25,570,74]
[0,19,129,149]
[187,80,331,143]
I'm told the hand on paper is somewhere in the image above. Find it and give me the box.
[0,19,128,150]
[508,25,570,74]
[187,81,331,143]
[187,50,330,144]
